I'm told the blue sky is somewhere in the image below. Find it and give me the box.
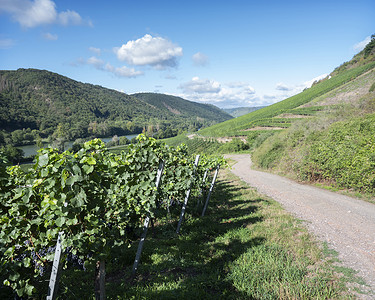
[0,0,374,108]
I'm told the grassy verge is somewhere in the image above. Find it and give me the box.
[50,167,359,299]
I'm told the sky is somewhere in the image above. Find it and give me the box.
[0,0,374,109]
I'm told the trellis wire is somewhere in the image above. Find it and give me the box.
[46,231,63,300]
[202,165,220,217]
[132,161,165,275]
[176,155,200,234]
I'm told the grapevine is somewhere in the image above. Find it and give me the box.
[0,135,224,297]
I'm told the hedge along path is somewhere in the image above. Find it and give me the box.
[225,154,375,298]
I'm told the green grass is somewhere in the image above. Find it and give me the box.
[47,168,358,299]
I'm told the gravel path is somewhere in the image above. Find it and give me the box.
[225,154,375,298]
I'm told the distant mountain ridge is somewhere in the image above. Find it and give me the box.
[0,69,232,144]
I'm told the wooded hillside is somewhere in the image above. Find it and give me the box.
[0,69,231,146]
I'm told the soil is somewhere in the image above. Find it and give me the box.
[225,154,375,299]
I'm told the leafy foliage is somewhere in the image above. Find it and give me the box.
[0,135,224,297]
[299,114,375,193]
[364,34,375,58]
[252,110,375,195]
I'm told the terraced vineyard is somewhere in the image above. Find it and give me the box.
[197,61,375,137]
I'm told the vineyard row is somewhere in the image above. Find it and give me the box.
[0,135,225,298]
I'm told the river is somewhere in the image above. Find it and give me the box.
[18,134,139,157]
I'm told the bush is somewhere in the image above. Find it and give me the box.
[299,114,375,193]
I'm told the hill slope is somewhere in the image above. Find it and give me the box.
[224,106,267,117]
[198,61,375,137]
[132,92,230,122]
[246,36,375,195]
[0,69,231,144]
[196,35,375,138]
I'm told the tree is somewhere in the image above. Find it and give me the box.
[364,33,375,58]
[52,124,68,152]
[1,145,24,164]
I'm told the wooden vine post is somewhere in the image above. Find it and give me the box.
[46,231,63,300]
[95,261,106,300]
[202,165,220,217]
[176,155,200,234]
[132,161,165,275]
[196,168,208,209]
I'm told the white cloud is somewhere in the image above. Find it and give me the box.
[87,56,104,68]
[75,56,143,78]
[178,73,332,108]
[104,63,144,78]
[0,0,85,28]
[226,82,255,94]
[115,34,183,69]
[353,36,371,53]
[179,77,221,94]
[89,47,101,56]
[43,32,58,40]
[178,77,258,108]
[0,38,15,49]
[192,52,209,66]
[58,9,82,26]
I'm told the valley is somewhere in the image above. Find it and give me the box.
[1,25,375,300]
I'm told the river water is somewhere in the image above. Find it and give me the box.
[18,134,139,157]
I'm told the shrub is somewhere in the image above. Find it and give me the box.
[299,114,375,193]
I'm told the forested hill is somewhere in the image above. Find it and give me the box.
[0,69,232,143]
[132,92,228,122]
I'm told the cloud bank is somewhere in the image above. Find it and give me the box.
[115,34,183,69]
[77,56,143,78]
[177,73,330,109]
[0,0,86,28]
[179,77,221,94]
[179,77,258,108]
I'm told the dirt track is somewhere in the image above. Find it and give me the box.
[226,154,375,298]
